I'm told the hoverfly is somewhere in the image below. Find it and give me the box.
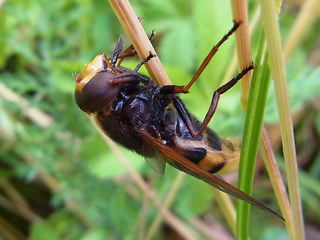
[75,21,283,220]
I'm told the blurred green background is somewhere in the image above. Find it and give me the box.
[0,0,319,239]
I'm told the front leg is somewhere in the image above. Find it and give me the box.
[108,52,156,85]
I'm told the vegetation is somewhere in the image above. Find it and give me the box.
[0,0,319,239]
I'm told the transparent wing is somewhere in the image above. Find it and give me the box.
[142,142,166,175]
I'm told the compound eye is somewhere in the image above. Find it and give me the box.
[75,72,119,112]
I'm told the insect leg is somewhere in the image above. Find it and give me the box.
[110,36,124,67]
[121,30,155,57]
[133,52,155,72]
[162,21,241,94]
[117,30,156,66]
[173,65,254,138]
[108,53,155,85]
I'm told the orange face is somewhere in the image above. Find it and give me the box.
[74,54,120,113]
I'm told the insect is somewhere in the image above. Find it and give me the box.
[75,21,283,220]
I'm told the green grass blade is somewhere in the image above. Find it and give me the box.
[236,30,271,239]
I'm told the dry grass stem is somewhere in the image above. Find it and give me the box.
[283,0,320,60]
[222,5,260,86]
[214,189,236,235]
[260,0,305,238]
[0,83,54,127]
[105,1,203,239]
[230,0,253,110]
[0,214,25,240]
[144,172,185,240]
[260,126,295,239]
[108,0,171,86]
[189,217,233,240]
[0,180,42,222]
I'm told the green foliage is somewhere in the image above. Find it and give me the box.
[265,64,320,123]
[30,211,84,240]
[0,0,319,239]
[174,176,213,218]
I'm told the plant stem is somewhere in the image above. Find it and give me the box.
[230,0,253,111]
[107,0,171,86]
[259,126,295,239]
[283,0,320,61]
[260,0,305,239]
